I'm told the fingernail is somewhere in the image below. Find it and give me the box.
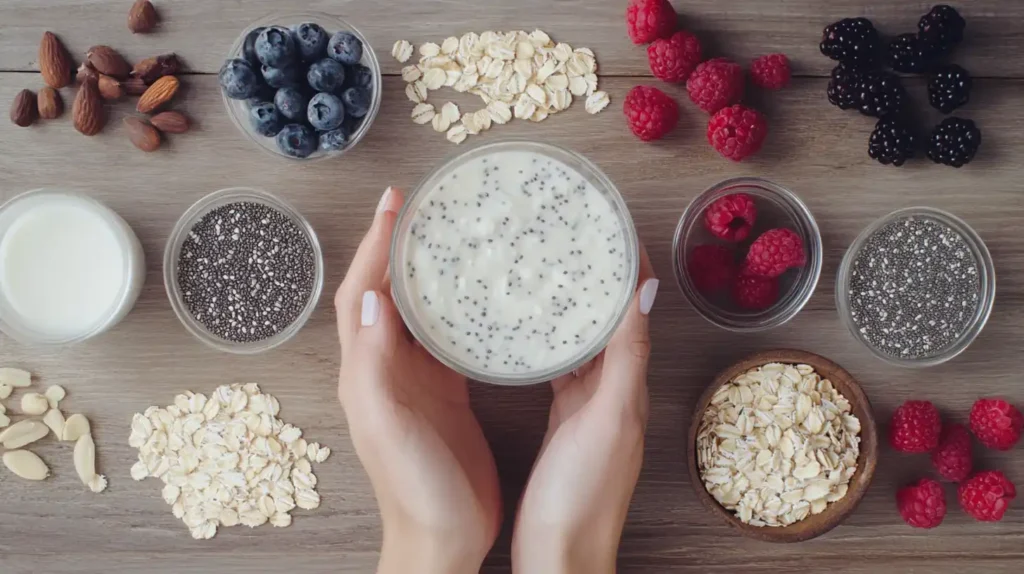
[361,291,380,327]
[639,279,659,316]
[376,187,393,214]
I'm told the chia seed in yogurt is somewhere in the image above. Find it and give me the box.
[398,149,634,378]
[177,201,316,343]
[848,215,981,359]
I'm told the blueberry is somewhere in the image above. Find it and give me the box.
[341,87,371,118]
[262,64,303,89]
[246,83,276,107]
[276,124,318,158]
[307,58,346,93]
[255,26,298,68]
[274,87,308,122]
[249,102,284,137]
[242,27,266,68]
[307,92,345,131]
[319,127,350,152]
[293,22,329,61]
[219,59,262,100]
[327,31,363,65]
[345,64,374,90]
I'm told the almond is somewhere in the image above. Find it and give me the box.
[149,110,190,134]
[132,53,182,84]
[39,32,73,89]
[77,62,99,84]
[37,87,63,119]
[123,76,148,96]
[128,0,159,34]
[73,80,105,136]
[87,45,131,79]
[124,116,161,152]
[10,89,37,127]
[98,74,124,100]
[137,75,179,113]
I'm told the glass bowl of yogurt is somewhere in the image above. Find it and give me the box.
[390,140,640,385]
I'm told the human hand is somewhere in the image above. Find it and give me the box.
[335,187,502,574]
[512,246,658,574]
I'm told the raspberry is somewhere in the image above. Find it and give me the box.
[889,400,942,453]
[688,245,736,294]
[707,105,768,162]
[733,274,779,311]
[969,398,1023,451]
[703,193,757,242]
[897,478,947,529]
[750,54,791,90]
[623,85,679,141]
[626,0,677,45]
[959,470,1016,522]
[687,58,744,114]
[931,424,973,482]
[743,228,805,278]
[647,31,702,83]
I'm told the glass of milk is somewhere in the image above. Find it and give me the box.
[0,189,145,345]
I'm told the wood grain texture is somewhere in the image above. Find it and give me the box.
[0,0,1023,571]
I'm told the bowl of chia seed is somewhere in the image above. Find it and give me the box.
[163,188,324,354]
[836,207,995,367]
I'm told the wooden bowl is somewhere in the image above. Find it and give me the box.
[686,349,878,543]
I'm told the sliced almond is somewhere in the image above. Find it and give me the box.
[0,413,9,428]
[0,367,31,387]
[2,450,50,480]
[21,392,49,416]
[44,384,66,408]
[43,408,66,437]
[0,384,12,400]
[0,419,49,449]
[62,413,91,442]
[74,433,98,486]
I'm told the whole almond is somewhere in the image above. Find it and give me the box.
[128,0,158,34]
[39,32,73,89]
[124,116,161,151]
[123,76,148,96]
[77,62,99,84]
[137,75,179,113]
[98,75,125,100]
[87,45,131,79]
[73,80,105,135]
[38,87,63,119]
[132,53,182,84]
[10,89,37,127]
[149,110,190,134]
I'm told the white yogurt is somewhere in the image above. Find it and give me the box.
[0,191,144,344]
[398,148,634,379]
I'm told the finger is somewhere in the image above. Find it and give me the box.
[596,275,659,407]
[636,241,655,286]
[356,290,407,356]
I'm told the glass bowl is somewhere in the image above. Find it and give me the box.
[163,187,324,354]
[222,11,382,161]
[836,207,995,368]
[390,140,640,386]
[673,177,823,332]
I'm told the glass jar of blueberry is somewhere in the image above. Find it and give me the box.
[218,13,381,160]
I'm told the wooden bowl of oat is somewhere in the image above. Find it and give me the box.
[686,349,878,543]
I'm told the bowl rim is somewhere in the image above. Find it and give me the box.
[835,206,996,368]
[686,349,879,543]
[162,187,325,354]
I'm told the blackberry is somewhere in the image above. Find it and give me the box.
[918,5,966,53]
[827,63,861,110]
[928,65,972,114]
[855,70,907,118]
[928,117,981,167]
[869,117,917,166]
[820,17,879,66]
[887,33,940,74]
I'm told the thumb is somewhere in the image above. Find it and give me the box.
[596,278,659,406]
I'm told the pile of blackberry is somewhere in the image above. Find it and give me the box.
[820,5,981,168]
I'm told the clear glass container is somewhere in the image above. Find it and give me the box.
[163,187,324,354]
[222,11,382,161]
[673,177,823,332]
[836,207,995,368]
[390,140,640,386]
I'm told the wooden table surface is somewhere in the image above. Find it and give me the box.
[1,1,1022,572]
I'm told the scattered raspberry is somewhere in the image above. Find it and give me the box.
[687,58,744,114]
[707,105,769,162]
[897,478,947,529]
[931,424,973,482]
[733,273,779,310]
[959,470,1017,522]
[688,245,737,294]
[703,193,757,242]
[743,228,805,278]
[969,398,1023,451]
[889,400,942,453]
[750,54,792,90]
[647,31,702,83]
[623,85,679,141]
[626,0,677,45]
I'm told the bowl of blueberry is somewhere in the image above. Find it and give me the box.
[218,12,381,160]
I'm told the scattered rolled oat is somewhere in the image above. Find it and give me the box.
[391,40,414,64]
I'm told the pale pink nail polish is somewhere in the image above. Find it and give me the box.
[639,279,659,316]
[361,291,380,326]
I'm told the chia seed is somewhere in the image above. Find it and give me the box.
[848,216,980,359]
[177,201,316,343]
